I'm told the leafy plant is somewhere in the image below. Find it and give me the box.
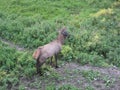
[61,45,73,61]
[81,70,100,81]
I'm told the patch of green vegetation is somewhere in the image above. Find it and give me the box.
[81,70,115,88]
[0,41,35,88]
[81,70,100,82]
[18,85,26,90]
[0,0,91,19]
[102,75,115,87]
[0,0,120,89]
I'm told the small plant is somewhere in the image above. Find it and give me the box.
[46,84,56,90]
[61,45,73,61]
[18,85,25,90]
[81,70,100,81]
[102,76,115,87]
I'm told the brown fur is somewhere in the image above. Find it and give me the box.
[32,28,69,74]
[32,47,43,60]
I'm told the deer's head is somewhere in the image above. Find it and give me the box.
[59,27,69,38]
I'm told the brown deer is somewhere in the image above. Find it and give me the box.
[32,28,69,74]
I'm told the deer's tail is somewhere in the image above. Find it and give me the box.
[32,47,42,60]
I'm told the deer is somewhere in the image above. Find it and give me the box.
[32,27,69,74]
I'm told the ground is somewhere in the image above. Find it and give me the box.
[1,37,120,90]
[15,62,120,90]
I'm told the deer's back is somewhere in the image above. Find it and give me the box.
[41,40,62,58]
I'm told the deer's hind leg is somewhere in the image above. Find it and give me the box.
[36,58,40,74]
[49,56,53,65]
[36,56,46,75]
[37,56,46,75]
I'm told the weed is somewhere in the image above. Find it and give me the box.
[18,85,25,90]
[81,70,100,82]
[102,75,115,87]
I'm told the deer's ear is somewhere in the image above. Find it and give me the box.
[62,27,67,32]
[57,28,62,33]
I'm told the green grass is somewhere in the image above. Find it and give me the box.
[0,0,115,20]
[0,41,35,88]
[0,0,120,89]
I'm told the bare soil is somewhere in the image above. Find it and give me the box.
[17,62,120,90]
[56,63,120,90]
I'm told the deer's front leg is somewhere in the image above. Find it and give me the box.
[50,56,53,66]
[55,54,59,68]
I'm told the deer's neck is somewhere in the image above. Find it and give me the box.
[57,34,65,45]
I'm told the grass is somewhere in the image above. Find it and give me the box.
[0,40,35,88]
[0,0,120,89]
[0,0,102,17]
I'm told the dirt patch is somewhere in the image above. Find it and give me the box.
[15,62,120,90]
[56,63,120,90]
[58,63,120,78]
